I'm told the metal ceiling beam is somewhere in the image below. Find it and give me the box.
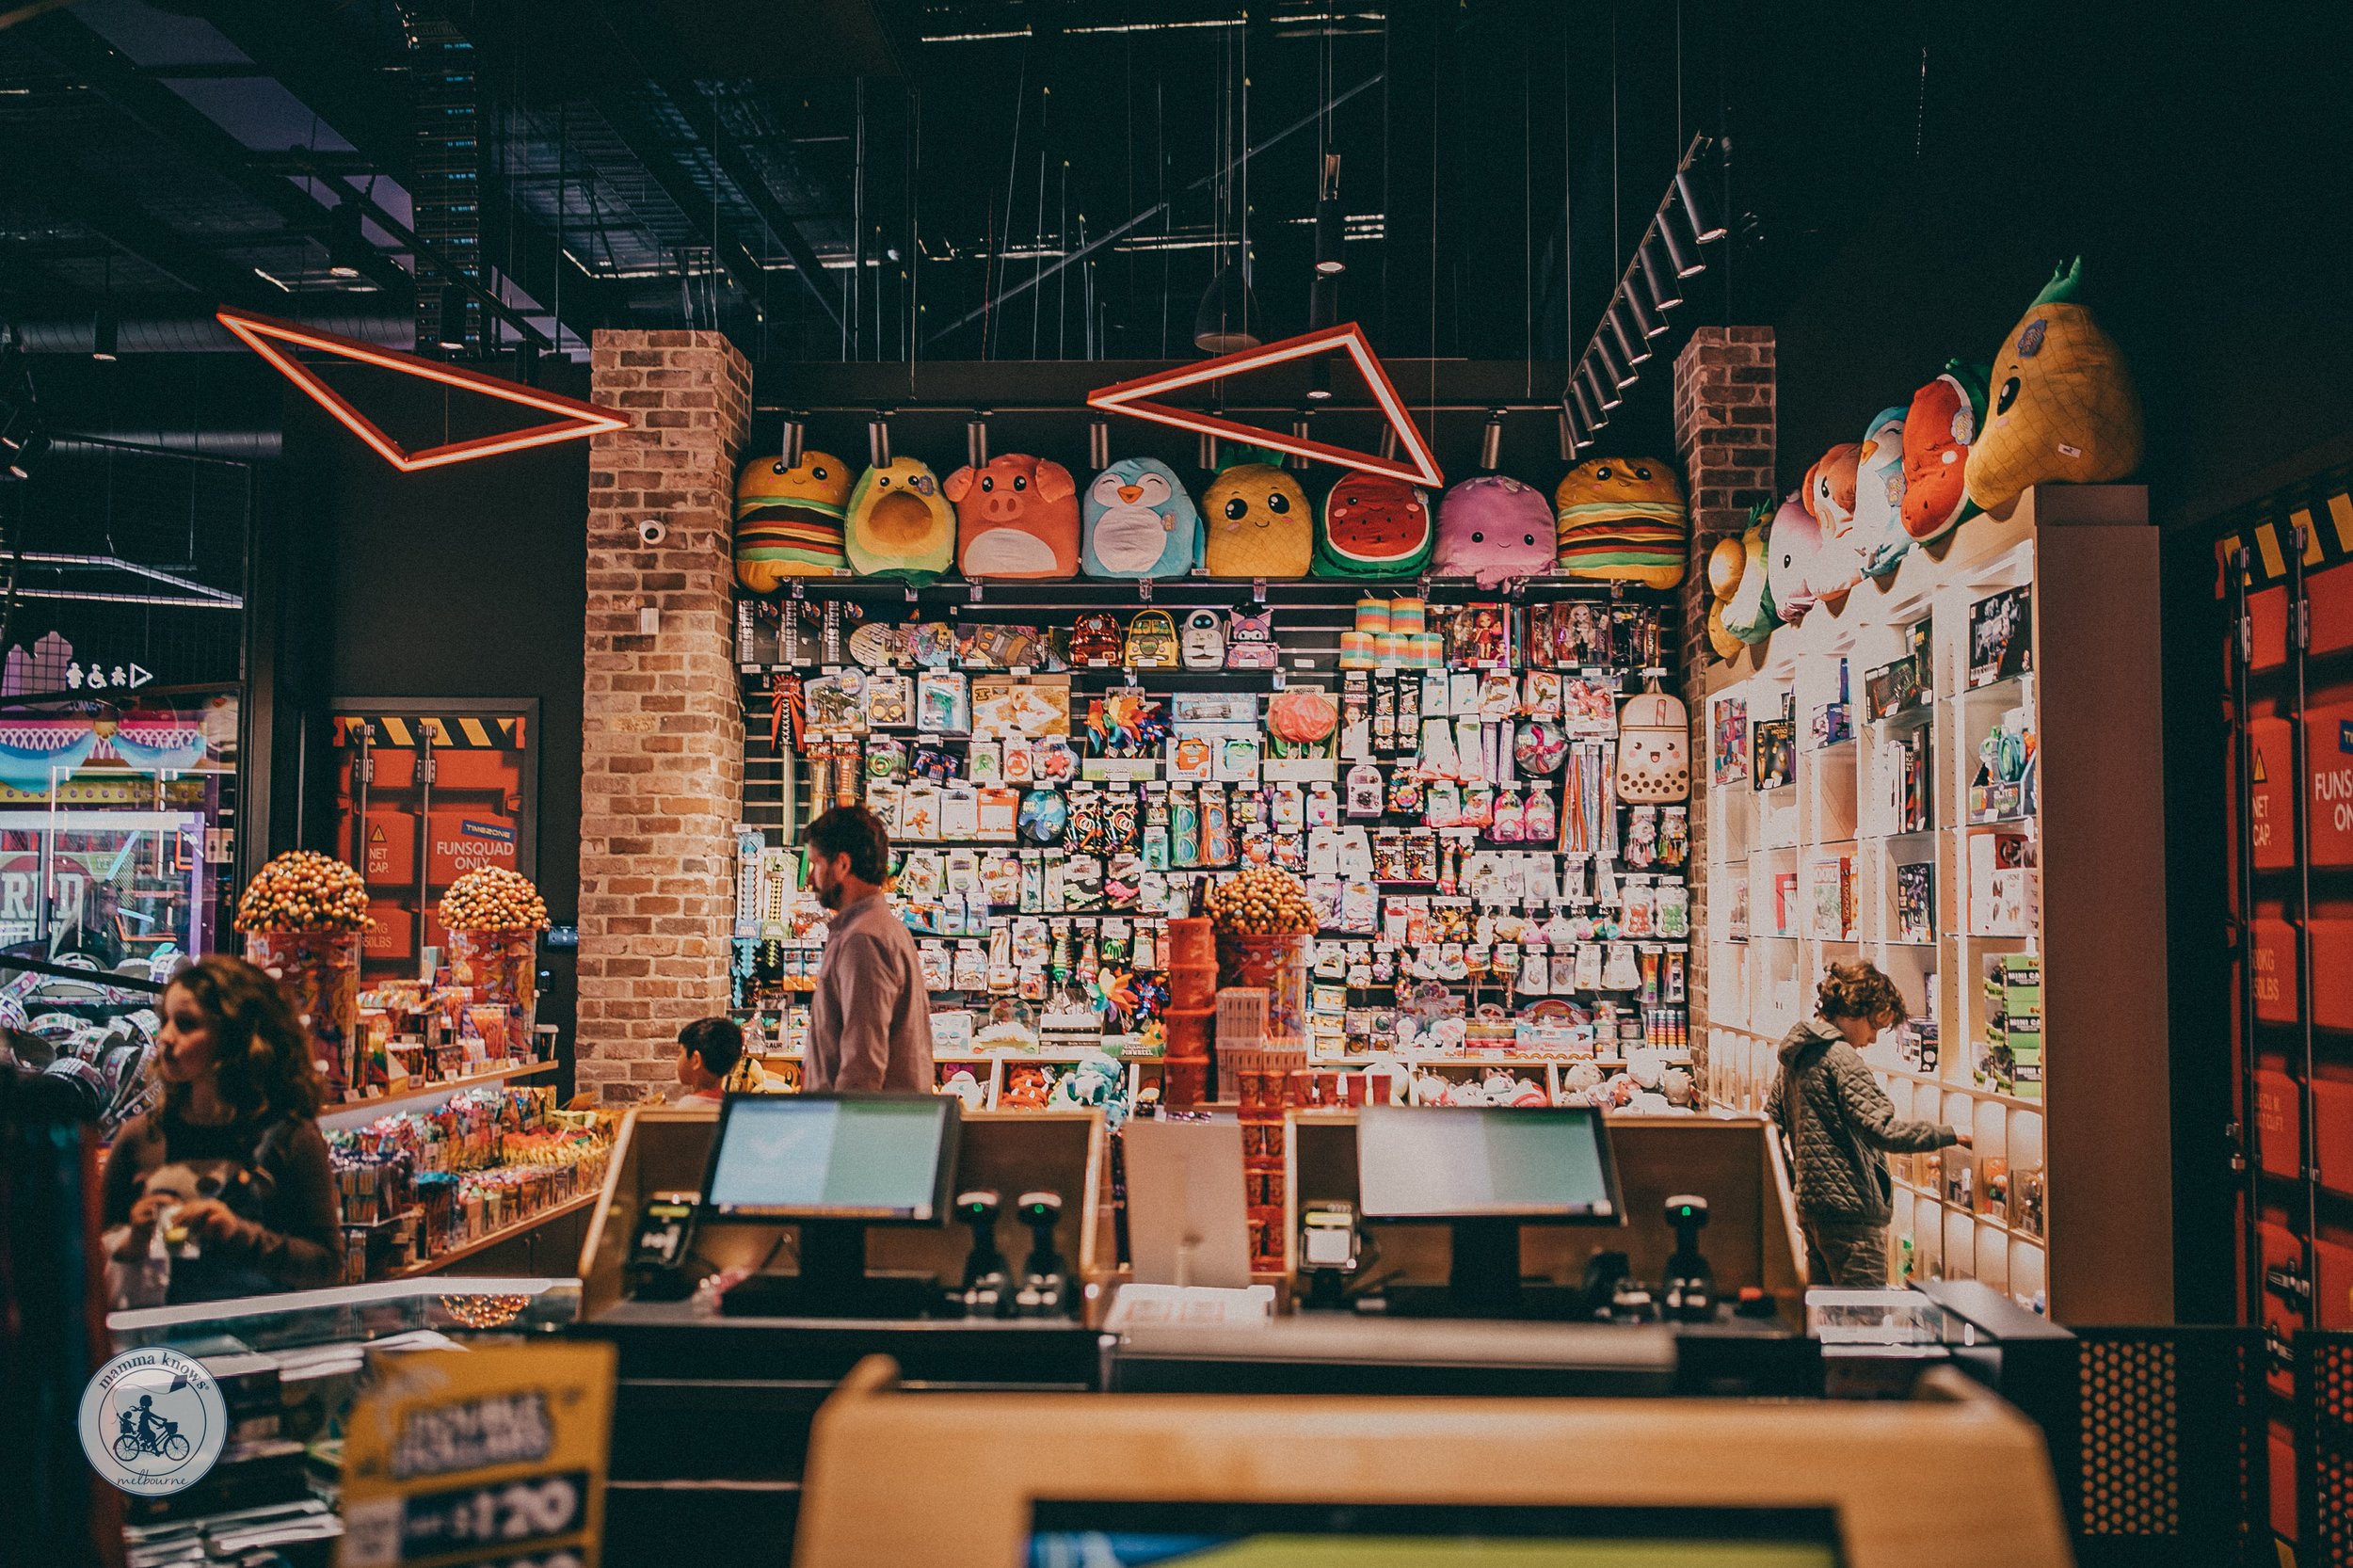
[23,11,414,298]
[22,12,416,300]
[8,152,279,312]
[654,81,842,332]
[589,91,772,306]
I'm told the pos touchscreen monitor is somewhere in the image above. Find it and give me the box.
[702,1094,960,1223]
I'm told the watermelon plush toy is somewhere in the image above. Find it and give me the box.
[734,450,853,589]
[1901,360,1989,542]
[1551,457,1688,589]
[1313,470,1433,579]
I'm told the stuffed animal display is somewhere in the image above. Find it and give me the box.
[1702,534,1750,660]
[1901,360,1989,542]
[1719,506,1779,645]
[845,457,956,582]
[1202,462,1314,578]
[734,450,853,588]
[1081,457,1200,579]
[1551,457,1688,588]
[1852,406,1912,579]
[1435,474,1555,586]
[947,454,1080,579]
[1964,258,2144,514]
[1801,443,1864,607]
[1765,492,1821,625]
[1314,470,1434,579]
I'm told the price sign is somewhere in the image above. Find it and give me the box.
[338,1343,614,1568]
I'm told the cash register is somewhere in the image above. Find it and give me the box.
[702,1093,962,1319]
[1356,1101,1624,1319]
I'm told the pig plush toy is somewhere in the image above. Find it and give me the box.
[1435,474,1555,586]
[946,454,1080,579]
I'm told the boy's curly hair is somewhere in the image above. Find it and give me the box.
[1817,961,1908,1025]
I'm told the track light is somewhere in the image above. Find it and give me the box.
[1608,305,1651,366]
[1199,430,1219,469]
[435,283,469,351]
[1587,359,1624,410]
[1572,375,1603,431]
[1314,153,1346,277]
[1597,335,1636,392]
[967,413,990,469]
[91,307,118,363]
[777,416,805,472]
[1480,409,1504,471]
[1658,217,1704,280]
[327,201,367,280]
[1289,414,1312,472]
[1638,241,1684,313]
[5,426,46,481]
[869,413,892,467]
[1379,425,1399,462]
[1625,287,1665,342]
[1088,418,1110,470]
[1675,165,1727,244]
[1306,356,1333,402]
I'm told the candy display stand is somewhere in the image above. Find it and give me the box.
[247,928,364,1093]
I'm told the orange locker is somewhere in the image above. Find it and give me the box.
[2250,584,2288,672]
[365,901,414,963]
[2248,713,2294,871]
[2256,1070,2300,1180]
[2252,912,2297,1024]
[2304,696,2353,866]
[2315,1077,2353,1196]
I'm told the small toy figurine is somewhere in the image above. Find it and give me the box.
[1180,609,1226,669]
[1225,603,1280,670]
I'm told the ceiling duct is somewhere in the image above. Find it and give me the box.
[7,313,414,356]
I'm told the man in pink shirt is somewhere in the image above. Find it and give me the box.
[804,807,936,1093]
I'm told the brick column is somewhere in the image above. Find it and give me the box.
[1672,327,1775,1100]
[579,331,751,1102]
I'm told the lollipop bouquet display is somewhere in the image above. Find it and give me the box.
[236,850,371,1094]
[1208,865,1317,1048]
[439,868,550,1022]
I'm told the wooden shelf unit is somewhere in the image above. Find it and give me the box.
[1697,486,2171,1324]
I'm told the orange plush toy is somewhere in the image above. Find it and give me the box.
[947,454,1080,578]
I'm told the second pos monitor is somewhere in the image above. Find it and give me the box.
[703,1094,960,1318]
[1356,1103,1623,1318]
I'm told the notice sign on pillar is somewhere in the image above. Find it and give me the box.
[338,1342,614,1568]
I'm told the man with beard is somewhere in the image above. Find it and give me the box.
[803,806,935,1093]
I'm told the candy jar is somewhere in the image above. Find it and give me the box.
[236,851,371,1096]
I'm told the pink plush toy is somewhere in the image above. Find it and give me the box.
[1435,475,1556,586]
[1766,492,1821,624]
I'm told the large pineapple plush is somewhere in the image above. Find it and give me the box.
[1964,259,2143,515]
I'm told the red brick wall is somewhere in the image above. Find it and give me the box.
[1673,327,1776,1100]
[578,331,751,1102]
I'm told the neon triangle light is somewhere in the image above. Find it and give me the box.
[216,308,630,472]
[1087,322,1445,488]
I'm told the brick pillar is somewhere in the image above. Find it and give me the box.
[579,331,751,1103]
[1672,327,1776,1101]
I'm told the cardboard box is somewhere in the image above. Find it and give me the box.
[426,810,518,886]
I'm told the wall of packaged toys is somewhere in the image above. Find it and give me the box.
[724,447,1700,1116]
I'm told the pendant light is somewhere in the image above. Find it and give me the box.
[967,414,990,469]
[1479,409,1505,471]
[1638,242,1683,313]
[1608,305,1651,367]
[1088,418,1111,470]
[1675,166,1727,244]
[1193,264,1262,354]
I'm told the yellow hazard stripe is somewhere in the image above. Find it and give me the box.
[459,717,493,747]
[381,716,413,747]
[2328,491,2353,554]
[2255,521,2286,581]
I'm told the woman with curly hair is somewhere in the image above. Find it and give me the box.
[101,954,342,1304]
[1769,961,1971,1288]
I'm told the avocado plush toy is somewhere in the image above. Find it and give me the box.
[1551,456,1688,589]
[1082,457,1201,579]
[1720,504,1780,645]
[734,449,853,589]
[945,454,1080,579]
[1901,360,1989,542]
[1435,474,1555,586]
[1853,406,1912,579]
[845,456,956,583]
[1314,470,1434,579]
[1202,462,1314,578]
[1964,258,2143,514]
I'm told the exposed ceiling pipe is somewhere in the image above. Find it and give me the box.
[45,428,282,462]
[8,312,413,355]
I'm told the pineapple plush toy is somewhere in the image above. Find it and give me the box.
[1964,258,2143,514]
[1202,462,1314,578]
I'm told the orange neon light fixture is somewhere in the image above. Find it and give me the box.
[216,308,630,472]
[1087,322,1444,488]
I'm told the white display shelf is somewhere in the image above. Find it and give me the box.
[1698,486,2169,1322]
[318,1060,557,1135]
